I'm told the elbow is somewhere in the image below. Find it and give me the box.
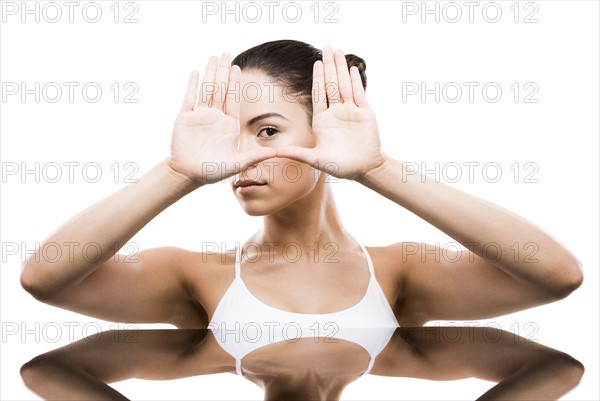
[555,260,584,299]
[20,356,41,387]
[20,262,56,302]
[565,354,585,384]
[535,250,585,300]
[20,354,54,391]
[546,352,585,387]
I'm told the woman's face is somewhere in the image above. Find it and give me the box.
[230,68,320,216]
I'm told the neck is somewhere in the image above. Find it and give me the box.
[263,384,344,401]
[261,372,346,401]
[251,182,356,256]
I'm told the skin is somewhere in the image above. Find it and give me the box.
[20,47,584,399]
[20,327,584,401]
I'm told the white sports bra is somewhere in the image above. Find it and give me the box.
[208,242,400,376]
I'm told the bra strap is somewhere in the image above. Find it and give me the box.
[235,243,241,278]
[236,358,243,376]
[233,243,243,375]
[359,244,375,278]
[364,356,375,375]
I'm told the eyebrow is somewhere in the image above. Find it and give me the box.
[246,113,289,127]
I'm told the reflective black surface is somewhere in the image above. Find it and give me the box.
[20,326,584,401]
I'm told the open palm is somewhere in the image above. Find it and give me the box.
[169,54,276,185]
[276,47,385,180]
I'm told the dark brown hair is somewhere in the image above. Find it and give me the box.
[232,39,367,121]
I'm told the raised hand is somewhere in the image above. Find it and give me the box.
[168,54,277,185]
[276,47,386,181]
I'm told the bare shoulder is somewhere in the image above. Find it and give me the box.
[366,241,442,325]
[175,246,237,327]
[363,242,415,321]
[364,241,416,285]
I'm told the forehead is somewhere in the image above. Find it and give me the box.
[237,69,305,121]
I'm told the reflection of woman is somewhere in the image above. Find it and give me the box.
[21,40,583,397]
[21,327,584,400]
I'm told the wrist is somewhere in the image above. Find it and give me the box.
[356,152,391,186]
[161,157,203,193]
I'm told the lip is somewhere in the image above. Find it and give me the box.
[234,179,265,187]
[236,184,267,195]
[234,179,267,195]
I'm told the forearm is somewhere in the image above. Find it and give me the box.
[358,155,582,293]
[21,158,200,295]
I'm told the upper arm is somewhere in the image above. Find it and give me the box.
[379,326,581,383]
[393,242,550,324]
[45,247,203,326]
[37,329,213,382]
[20,329,224,397]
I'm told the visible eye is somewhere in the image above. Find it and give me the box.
[257,126,279,139]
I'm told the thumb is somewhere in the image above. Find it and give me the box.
[276,146,318,168]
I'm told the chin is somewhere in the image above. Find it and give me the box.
[237,195,303,217]
[242,206,270,217]
[237,199,278,217]
[235,182,318,217]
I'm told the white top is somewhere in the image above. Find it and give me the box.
[208,242,400,376]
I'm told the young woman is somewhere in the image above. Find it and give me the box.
[20,40,583,398]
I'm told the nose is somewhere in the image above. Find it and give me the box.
[235,129,277,181]
[236,128,266,153]
[241,165,262,180]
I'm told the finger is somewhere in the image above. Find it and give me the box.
[334,50,353,103]
[212,52,232,110]
[322,46,339,105]
[237,148,278,171]
[199,56,219,108]
[275,146,319,168]
[181,71,199,112]
[350,66,369,107]
[224,65,241,119]
[312,61,327,115]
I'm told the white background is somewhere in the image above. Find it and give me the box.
[1,1,598,400]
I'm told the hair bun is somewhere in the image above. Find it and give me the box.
[345,54,367,90]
